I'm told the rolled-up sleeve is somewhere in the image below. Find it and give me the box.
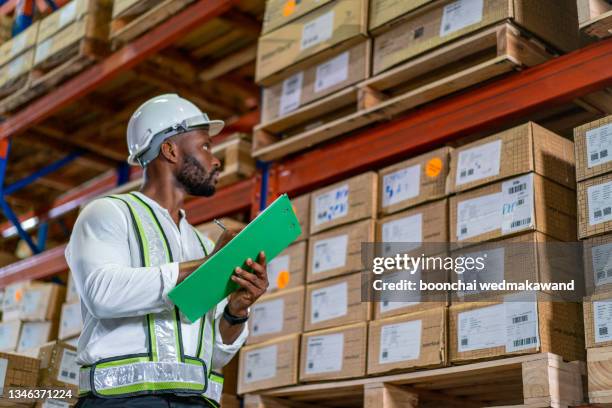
[211,298,248,370]
[66,198,179,320]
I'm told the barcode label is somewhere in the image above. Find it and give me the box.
[600,326,609,336]
[279,72,304,116]
[508,183,526,194]
[594,207,612,219]
[586,123,612,168]
[512,315,528,324]
[461,337,468,346]
[501,174,534,234]
[510,218,531,229]
[587,181,612,226]
[513,336,537,347]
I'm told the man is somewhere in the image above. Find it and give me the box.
[67,94,268,407]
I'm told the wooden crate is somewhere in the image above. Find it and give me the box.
[252,22,557,161]
[212,133,256,189]
[110,0,195,50]
[578,0,612,39]
[243,353,585,408]
[587,346,612,406]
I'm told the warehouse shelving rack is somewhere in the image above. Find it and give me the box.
[0,2,609,294]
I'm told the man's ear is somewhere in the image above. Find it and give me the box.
[159,140,179,164]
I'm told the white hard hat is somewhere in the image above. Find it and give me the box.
[126,94,225,167]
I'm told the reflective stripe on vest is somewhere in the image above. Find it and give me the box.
[79,193,212,398]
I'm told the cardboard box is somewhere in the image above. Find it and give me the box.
[307,219,374,283]
[0,351,40,392]
[379,147,451,215]
[299,322,366,382]
[0,320,21,352]
[584,233,612,296]
[66,272,79,303]
[587,345,612,405]
[450,173,577,245]
[376,199,448,254]
[367,307,446,375]
[450,232,580,302]
[584,290,612,349]
[267,241,307,292]
[261,40,370,124]
[310,171,377,234]
[449,297,584,364]
[2,281,30,322]
[574,115,612,182]
[262,0,333,34]
[17,321,58,353]
[372,0,579,75]
[19,283,65,321]
[247,286,304,345]
[58,302,82,340]
[369,0,432,32]
[237,334,300,394]
[0,21,39,66]
[448,122,575,194]
[304,272,370,332]
[578,173,612,239]
[196,217,246,245]
[291,193,310,242]
[256,0,368,84]
[38,341,79,397]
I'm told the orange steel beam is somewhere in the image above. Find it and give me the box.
[0,0,235,138]
[274,37,612,196]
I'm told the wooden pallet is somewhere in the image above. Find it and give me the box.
[243,353,585,408]
[212,132,256,189]
[109,0,195,50]
[252,22,557,161]
[578,0,612,39]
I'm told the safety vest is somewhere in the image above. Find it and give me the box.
[78,193,224,406]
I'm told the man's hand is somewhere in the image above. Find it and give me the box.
[212,229,240,255]
[228,251,268,316]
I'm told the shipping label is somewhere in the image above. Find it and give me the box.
[314,184,349,225]
[457,304,506,352]
[251,298,284,337]
[586,123,612,168]
[594,300,612,343]
[311,281,348,324]
[588,181,612,226]
[505,300,539,352]
[301,10,334,50]
[381,213,422,256]
[314,51,349,93]
[593,243,612,286]
[458,247,505,297]
[57,349,79,385]
[305,333,343,374]
[379,320,422,364]
[279,72,304,116]
[501,174,534,235]
[440,0,484,37]
[382,164,421,208]
[456,192,503,240]
[244,345,277,383]
[312,234,348,274]
[456,140,501,186]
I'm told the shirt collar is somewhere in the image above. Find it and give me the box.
[131,191,188,222]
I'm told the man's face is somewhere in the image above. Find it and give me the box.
[173,130,221,197]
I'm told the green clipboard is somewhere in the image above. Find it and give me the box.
[168,194,301,322]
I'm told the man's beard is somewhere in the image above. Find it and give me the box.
[176,155,218,197]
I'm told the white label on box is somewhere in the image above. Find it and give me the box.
[60,302,82,339]
[35,39,52,64]
[314,51,349,93]
[588,181,612,226]
[505,300,539,352]
[20,289,42,316]
[312,234,348,274]
[456,192,502,240]
[381,213,422,256]
[380,301,420,313]
[267,254,290,291]
[501,174,534,234]
[458,247,505,297]
[314,184,349,225]
[456,140,501,186]
[42,400,70,408]
[457,304,506,352]
[0,358,7,393]
[586,123,612,168]
[279,71,304,116]
[57,349,79,385]
[311,281,347,324]
[305,333,343,374]
[382,164,421,208]
[244,345,277,383]
[251,298,284,336]
[8,55,25,78]
[440,0,484,37]
[301,10,334,50]
[0,322,18,350]
[594,300,612,343]
[59,1,78,28]
[18,322,48,351]
[11,34,26,56]
[593,243,612,286]
[379,320,422,364]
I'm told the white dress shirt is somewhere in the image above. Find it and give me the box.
[65,191,248,368]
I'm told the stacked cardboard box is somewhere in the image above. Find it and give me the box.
[575,115,612,405]
[0,351,40,403]
[37,341,79,404]
[446,122,582,363]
